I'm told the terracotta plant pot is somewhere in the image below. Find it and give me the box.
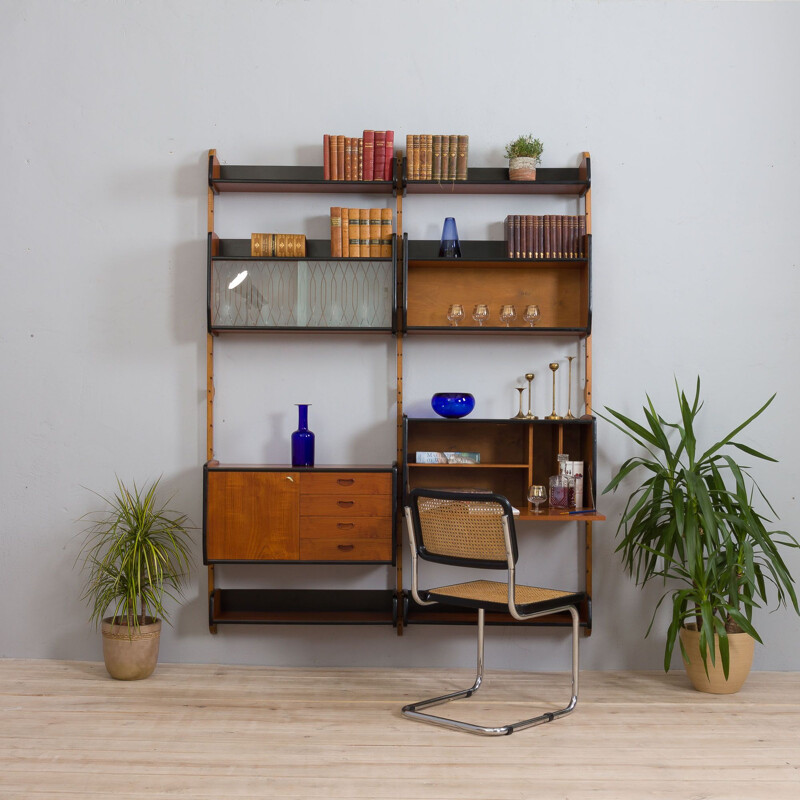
[101,617,161,680]
[508,156,537,181]
[679,623,754,694]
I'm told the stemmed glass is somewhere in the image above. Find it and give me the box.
[472,303,489,327]
[499,304,516,327]
[523,304,541,327]
[447,303,465,327]
[527,484,547,514]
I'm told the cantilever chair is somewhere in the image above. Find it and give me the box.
[403,488,586,736]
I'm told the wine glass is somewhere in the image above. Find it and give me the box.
[472,303,489,327]
[527,484,547,514]
[447,303,465,326]
[499,304,516,327]
[523,304,541,327]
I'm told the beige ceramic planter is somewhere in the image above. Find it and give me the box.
[508,156,537,181]
[101,617,161,680]
[679,623,754,694]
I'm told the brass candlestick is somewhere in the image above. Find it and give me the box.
[511,386,526,419]
[524,373,537,419]
[565,356,576,420]
[546,362,562,420]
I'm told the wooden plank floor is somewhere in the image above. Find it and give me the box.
[1,659,799,799]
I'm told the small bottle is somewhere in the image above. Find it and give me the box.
[549,453,575,509]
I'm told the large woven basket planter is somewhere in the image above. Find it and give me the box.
[101,617,161,680]
[679,623,754,694]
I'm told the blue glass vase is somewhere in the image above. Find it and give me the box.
[439,217,461,258]
[291,404,315,467]
[431,392,475,419]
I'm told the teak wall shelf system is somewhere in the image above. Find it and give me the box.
[204,148,601,635]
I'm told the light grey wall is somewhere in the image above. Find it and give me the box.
[2,0,799,671]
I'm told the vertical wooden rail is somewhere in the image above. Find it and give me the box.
[207,150,219,634]
[395,154,405,635]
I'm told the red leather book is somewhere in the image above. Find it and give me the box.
[374,131,386,182]
[544,215,551,259]
[323,134,330,180]
[456,135,468,180]
[555,216,563,258]
[362,130,375,181]
[344,139,353,182]
[384,131,394,180]
[532,216,540,259]
[578,215,586,257]
[525,215,534,258]
[330,207,342,257]
[513,215,521,259]
[520,215,527,260]
[505,215,513,258]
[358,138,363,181]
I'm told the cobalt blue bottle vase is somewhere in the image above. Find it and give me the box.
[291,404,315,467]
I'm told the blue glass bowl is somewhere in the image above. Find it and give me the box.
[431,392,475,419]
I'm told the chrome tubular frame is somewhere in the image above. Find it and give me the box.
[401,507,581,736]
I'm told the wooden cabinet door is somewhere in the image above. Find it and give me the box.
[206,471,299,561]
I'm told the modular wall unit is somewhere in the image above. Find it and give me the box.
[204,149,601,636]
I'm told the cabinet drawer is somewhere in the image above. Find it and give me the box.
[301,494,392,517]
[299,537,393,562]
[300,472,392,496]
[299,516,392,539]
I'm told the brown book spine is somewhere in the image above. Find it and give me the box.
[373,131,385,182]
[384,130,394,180]
[323,134,330,181]
[504,216,513,258]
[532,216,539,259]
[362,130,375,181]
[525,215,534,258]
[251,233,261,257]
[348,209,361,257]
[336,136,345,181]
[456,134,469,180]
[341,208,349,257]
[344,139,352,181]
[330,207,342,257]
[432,135,442,181]
[448,135,458,180]
[359,208,369,254]
[405,135,414,182]
[556,216,563,258]
[544,215,551,259]
[358,137,363,181]
[380,208,392,257]
[426,134,433,179]
[369,208,381,257]
[330,136,339,181]
[440,135,450,180]
[419,134,428,180]
[569,216,576,258]
[520,215,527,260]
[579,215,586,258]
[513,214,521,259]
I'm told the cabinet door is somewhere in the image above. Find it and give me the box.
[206,471,299,561]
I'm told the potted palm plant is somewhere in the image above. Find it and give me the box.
[602,379,799,693]
[505,134,544,181]
[78,477,194,680]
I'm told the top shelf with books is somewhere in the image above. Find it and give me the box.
[208,157,396,195]
[402,154,590,197]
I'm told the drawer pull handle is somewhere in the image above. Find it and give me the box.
[285,476,294,483]
[337,544,355,552]
[337,500,354,508]
[337,522,355,529]
[337,478,355,486]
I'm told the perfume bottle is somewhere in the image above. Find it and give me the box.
[549,453,575,509]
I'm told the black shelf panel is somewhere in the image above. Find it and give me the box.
[404,326,589,336]
[404,416,595,425]
[214,238,392,261]
[403,165,590,197]
[210,589,398,626]
[210,164,395,194]
[405,239,588,264]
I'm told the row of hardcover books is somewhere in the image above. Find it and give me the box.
[330,207,394,258]
[504,215,587,259]
[323,131,395,181]
[405,134,468,181]
[250,233,307,258]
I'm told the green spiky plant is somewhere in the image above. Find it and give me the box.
[504,134,544,163]
[601,378,799,678]
[78,478,194,631]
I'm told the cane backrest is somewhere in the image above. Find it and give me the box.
[408,489,518,569]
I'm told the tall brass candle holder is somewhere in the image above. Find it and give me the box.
[511,386,526,419]
[524,373,538,419]
[546,362,562,420]
[565,356,576,420]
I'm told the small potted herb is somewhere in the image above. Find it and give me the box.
[505,134,544,181]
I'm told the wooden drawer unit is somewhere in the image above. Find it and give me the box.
[205,465,396,565]
[300,471,393,561]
